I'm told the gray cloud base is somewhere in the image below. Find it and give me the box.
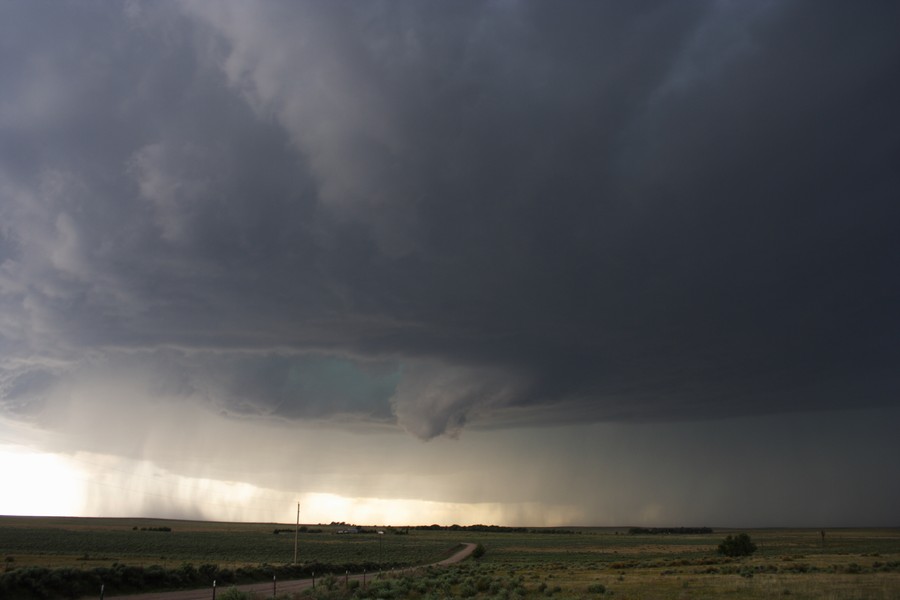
[1,1,899,440]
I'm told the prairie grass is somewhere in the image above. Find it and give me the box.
[1,518,898,599]
[0,517,456,569]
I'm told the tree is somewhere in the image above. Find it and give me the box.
[717,533,757,557]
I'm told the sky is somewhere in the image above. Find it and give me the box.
[1,1,899,528]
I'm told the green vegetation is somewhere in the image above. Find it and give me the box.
[472,543,486,560]
[0,518,898,599]
[218,587,252,600]
[1,561,390,599]
[304,557,900,600]
[414,525,578,535]
[0,517,455,569]
[586,582,606,594]
[718,532,758,557]
[628,527,713,535]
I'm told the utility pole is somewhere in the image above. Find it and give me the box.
[379,530,384,572]
[293,503,300,564]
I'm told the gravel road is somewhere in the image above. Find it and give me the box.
[86,543,478,600]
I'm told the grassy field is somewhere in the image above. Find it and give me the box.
[472,528,900,599]
[1,517,899,599]
[0,517,461,569]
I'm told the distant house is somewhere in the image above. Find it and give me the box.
[337,527,359,534]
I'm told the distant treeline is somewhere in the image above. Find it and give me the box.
[628,527,713,535]
[414,524,578,534]
[322,522,578,534]
[273,527,322,534]
[131,526,172,532]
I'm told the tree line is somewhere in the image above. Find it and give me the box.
[628,527,713,535]
[414,524,577,534]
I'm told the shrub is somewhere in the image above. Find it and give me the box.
[473,544,486,560]
[718,533,757,557]
[218,586,251,600]
[323,574,337,591]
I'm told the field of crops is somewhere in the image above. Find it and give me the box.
[2,517,900,599]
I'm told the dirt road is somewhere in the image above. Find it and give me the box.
[90,543,478,600]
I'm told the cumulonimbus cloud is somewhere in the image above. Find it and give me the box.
[1,1,899,443]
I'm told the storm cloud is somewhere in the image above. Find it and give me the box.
[1,0,899,449]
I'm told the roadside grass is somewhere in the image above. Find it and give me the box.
[302,560,900,600]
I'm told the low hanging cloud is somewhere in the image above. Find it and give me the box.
[1,1,899,441]
[390,361,530,439]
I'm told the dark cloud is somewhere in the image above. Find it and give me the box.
[1,1,898,439]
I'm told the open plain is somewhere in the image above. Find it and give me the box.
[2,517,899,599]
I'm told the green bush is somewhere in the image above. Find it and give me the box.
[473,543,486,559]
[463,584,479,597]
[718,533,757,557]
[323,574,337,591]
[218,586,251,600]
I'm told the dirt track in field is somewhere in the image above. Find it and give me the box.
[89,543,478,600]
